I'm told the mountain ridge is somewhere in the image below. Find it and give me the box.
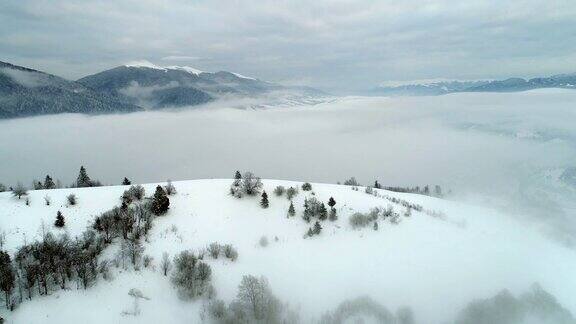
[371,73,576,96]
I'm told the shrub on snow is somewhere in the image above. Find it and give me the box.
[171,250,212,300]
[349,212,372,229]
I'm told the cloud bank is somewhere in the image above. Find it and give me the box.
[1,0,575,92]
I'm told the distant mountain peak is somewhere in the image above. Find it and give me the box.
[123,60,257,79]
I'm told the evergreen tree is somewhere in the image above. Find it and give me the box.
[260,191,269,208]
[287,201,296,217]
[44,175,55,189]
[234,170,242,180]
[54,211,65,228]
[76,166,92,188]
[319,203,328,221]
[373,221,379,231]
[301,182,312,191]
[0,251,15,309]
[151,185,170,216]
[374,181,382,189]
[328,197,336,208]
[313,221,322,235]
[122,177,131,185]
[306,228,314,237]
[329,208,337,221]
[33,181,43,190]
[303,199,311,222]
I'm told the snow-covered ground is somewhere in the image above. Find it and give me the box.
[1,179,575,323]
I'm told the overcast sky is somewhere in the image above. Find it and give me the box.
[1,0,575,93]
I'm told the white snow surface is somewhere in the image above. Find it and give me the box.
[230,72,256,80]
[165,65,203,75]
[124,60,257,79]
[0,179,575,323]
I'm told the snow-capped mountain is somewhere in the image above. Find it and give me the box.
[371,73,576,96]
[78,61,323,109]
[0,61,142,119]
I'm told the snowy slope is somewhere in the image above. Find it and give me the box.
[0,179,575,323]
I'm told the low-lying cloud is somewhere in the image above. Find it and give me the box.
[1,90,575,243]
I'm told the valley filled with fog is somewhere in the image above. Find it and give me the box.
[1,89,576,323]
[2,89,576,243]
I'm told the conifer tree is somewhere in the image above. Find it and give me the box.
[373,221,379,231]
[313,221,322,235]
[374,181,382,189]
[0,251,15,309]
[260,191,269,208]
[54,211,65,228]
[151,185,170,215]
[44,175,55,189]
[302,182,312,191]
[303,199,311,222]
[76,166,92,188]
[287,201,296,217]
[319,203,328,221]
[122,177,131,186]
[306,228,314,237]
[328,197,336,208]
[234,170,242,180]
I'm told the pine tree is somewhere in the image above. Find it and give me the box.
[151,185,170,215]
[302,182,312,191]
[319,203,328,221]
[287,201,295,217]
[54,211,65,228]
[373,221,379,231]
[122,177,131,185]
[0,251,15,309]
[303,199,311,222]
[234,170,242,180]
[374,181,381,189]
[306,228,314,237]
[76,166,92,188]
[313,221,322,235]
[260,191,269,208]
[44,175,55,189]
[328,197,336,208]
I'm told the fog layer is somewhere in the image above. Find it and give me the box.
[1,89,575,242]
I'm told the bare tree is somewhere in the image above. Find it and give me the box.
[12,183,27,199]
[242,172,263,196]
[161,252,171,276]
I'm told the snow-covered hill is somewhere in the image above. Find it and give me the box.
[0,179,575,323]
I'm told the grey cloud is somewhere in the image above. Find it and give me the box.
[1,0,575,93]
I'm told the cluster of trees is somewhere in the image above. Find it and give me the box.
[230,171,263,198]
[4,167,138,199]
[341,176,445,198]
[0,229,107,310]
[207,275,298,324]
[300,196,337,237]
[349,205,407,230]
[382,196,423,213]
[207,243,239,261]
[171,250,213,300]
[0,182,178,311]
[0,181,178,311]
[381,185,443,197]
